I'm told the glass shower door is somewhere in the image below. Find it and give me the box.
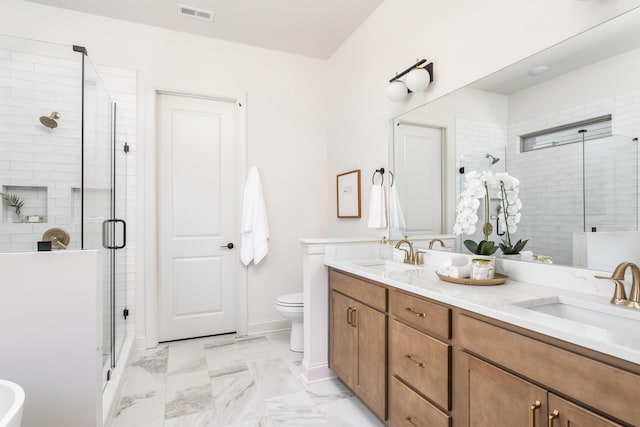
[82,54,127,389]
[82,55,114,389]
[584,134,638,232]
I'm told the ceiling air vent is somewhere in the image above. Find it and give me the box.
[177,4,214,22]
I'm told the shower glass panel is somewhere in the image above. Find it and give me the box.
[82,54,116,389]
[584,134,638,233]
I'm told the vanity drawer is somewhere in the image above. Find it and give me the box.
[389,376,450,427]
[389,290,450,339]
[389,319,450,410]
[329,268,386,312]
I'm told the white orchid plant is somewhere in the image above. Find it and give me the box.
[453,171,528,255]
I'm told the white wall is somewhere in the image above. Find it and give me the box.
[326,0,640,237]
[1,0,329,342]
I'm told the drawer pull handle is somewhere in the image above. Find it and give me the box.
[351,308,357,328]
[346,307,352,325]
[548,410,559,427]
[404,416,418,426]
[529,400,541,427]
[404,354,425,367]
[404,307,426,318]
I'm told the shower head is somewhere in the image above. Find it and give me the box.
[39,112,61,129]
[485,153,500,165]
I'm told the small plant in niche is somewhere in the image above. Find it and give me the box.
[1,192,25,216]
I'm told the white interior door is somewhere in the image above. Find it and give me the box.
[394,122,444,235]
[157,92,238,342]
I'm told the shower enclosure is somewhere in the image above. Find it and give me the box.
[0,34,132,390]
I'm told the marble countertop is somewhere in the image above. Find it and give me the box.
[325,245,640,365]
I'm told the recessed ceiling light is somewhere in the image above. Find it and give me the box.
[177,4,214,22]
[529,65,549,76]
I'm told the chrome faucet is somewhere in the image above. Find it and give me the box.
[429,239,445,250]
[595,262,640,309]
[394,239,415,265]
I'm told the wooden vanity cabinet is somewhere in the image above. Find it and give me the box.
[456,313,635,427]
[328,267,640,426]
[459,353,625,427]
[328,269,387,420]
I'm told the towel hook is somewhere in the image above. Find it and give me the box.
[372,168,385,185]
[389,171,395,187]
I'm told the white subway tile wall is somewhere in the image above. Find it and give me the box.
[507,89,640,265]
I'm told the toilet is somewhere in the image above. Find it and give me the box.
[275,292,304,352]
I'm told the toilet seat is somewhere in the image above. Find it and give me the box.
[276,292,303,307]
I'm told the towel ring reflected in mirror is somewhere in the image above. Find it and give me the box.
[337,169,361,218]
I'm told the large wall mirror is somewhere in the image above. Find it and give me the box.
[390,7,640,270]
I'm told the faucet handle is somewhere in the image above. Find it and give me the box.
[594,275,629,305]
[414,250,427,265]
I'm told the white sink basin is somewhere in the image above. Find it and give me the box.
[0,380,24,427]
[513,296,640,337]
[354,259,421,273]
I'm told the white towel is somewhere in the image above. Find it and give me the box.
[442,254,469,268]
[437,266,450,276]
[388,185,406,230]
[449,264,472,278]
[240,166,270,265]
[367,184,387,229]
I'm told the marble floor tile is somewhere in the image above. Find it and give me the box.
[211,371,266,425]
[305,379,353,406]
[111,390,166,427]
[237,336,277,361]
[261,391,329,426]
[167,339,207,376]
[165,371,214,419]
[163,409,219,427]
[205,343,249,379]
[111,332,384,427]
[315,394,385,427]
[247,358,304,399]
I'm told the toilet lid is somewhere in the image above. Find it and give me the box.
[276,292,303,306]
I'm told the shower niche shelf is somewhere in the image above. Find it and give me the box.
[1,185,48,224]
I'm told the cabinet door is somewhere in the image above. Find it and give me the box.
[353,300,387,420]
[329,290,355,387]
[548,394,624,427]
[463,354,547,427]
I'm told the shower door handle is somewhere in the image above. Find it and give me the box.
[102,219,127,250]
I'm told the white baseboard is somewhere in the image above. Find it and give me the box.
[246,319,291,336]
[301,359,336,384]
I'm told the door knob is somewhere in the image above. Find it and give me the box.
[220,242,234,249]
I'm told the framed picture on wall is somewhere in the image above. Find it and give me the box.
[336,169,361,218]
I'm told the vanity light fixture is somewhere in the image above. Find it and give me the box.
[387,59,434,102]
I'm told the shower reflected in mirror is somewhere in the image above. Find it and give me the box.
[485,153,500,165]
[39,111,60,129]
